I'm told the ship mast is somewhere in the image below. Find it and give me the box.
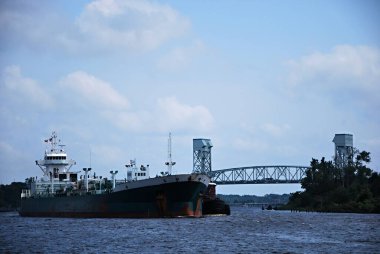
[165,132,176,175]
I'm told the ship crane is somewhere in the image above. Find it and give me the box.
[165,132,176,175]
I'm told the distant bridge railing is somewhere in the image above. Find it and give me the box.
[208,166,310,185]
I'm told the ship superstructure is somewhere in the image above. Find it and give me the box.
[22,132,78,198]
[126,159,150,181]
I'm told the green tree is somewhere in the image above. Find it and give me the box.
[0,182,26,209]
[285,149,379,213]
[301,157,339,196]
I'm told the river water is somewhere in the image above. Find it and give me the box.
[0,207,379,253]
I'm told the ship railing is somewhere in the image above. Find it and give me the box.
[87,190,103,195]
[116,179,128,184]
[75,189,109,195]
[30,188,111,198]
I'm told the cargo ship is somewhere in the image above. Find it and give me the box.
[19,132,210,218]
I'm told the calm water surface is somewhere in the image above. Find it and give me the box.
[0,207,379,253]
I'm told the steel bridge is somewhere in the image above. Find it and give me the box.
[192,138,310,185]
[208,165,309,185]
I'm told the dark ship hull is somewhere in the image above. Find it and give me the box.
[203,198,230,215]
[20,174,209,218]
[202,182,230,216]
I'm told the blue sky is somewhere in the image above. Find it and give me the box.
[1,0,379,195]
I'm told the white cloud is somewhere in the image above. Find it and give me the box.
[0,141,27,181]
[58,70,212,133]
[92,144,125,164]
[232,137,298,158]
[157,40,204,70]
[101,96,214,133]
[261,123,291,137]
[155,97,214,132]
[76,0,191,51]
[0,0,190,53]
[285,45,380,113]
[102,110,148,131]
[0,141,17,158]
[287,45,380,90]
[1,65,54,109]
[275,145,299,157]
[86,0,125,17]
[0,2,76,52]
[232,138,269,151]
[361,138,380,148]
[60,71,129,110]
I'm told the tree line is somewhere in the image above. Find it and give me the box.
[283,150,380,213]
[218,194,290,205]
[0,182,26,211]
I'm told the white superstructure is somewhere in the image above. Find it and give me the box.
[22,131,79,197]
[125,159,150,181]
[36,131,76,181]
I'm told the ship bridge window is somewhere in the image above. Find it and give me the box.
[59,174,67,181]
[70,174,77,182]
[48,156,66,160]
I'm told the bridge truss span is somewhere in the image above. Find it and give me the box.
[209,165,310,185]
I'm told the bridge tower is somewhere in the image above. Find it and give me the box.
[193,138,213,174]
[333,133,354,168]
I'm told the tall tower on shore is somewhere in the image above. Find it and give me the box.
[333,134,354,168]
[193,138,213,174]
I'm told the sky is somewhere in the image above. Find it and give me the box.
[0,0,379,195]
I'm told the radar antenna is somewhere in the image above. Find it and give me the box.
[165,132,176,175]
